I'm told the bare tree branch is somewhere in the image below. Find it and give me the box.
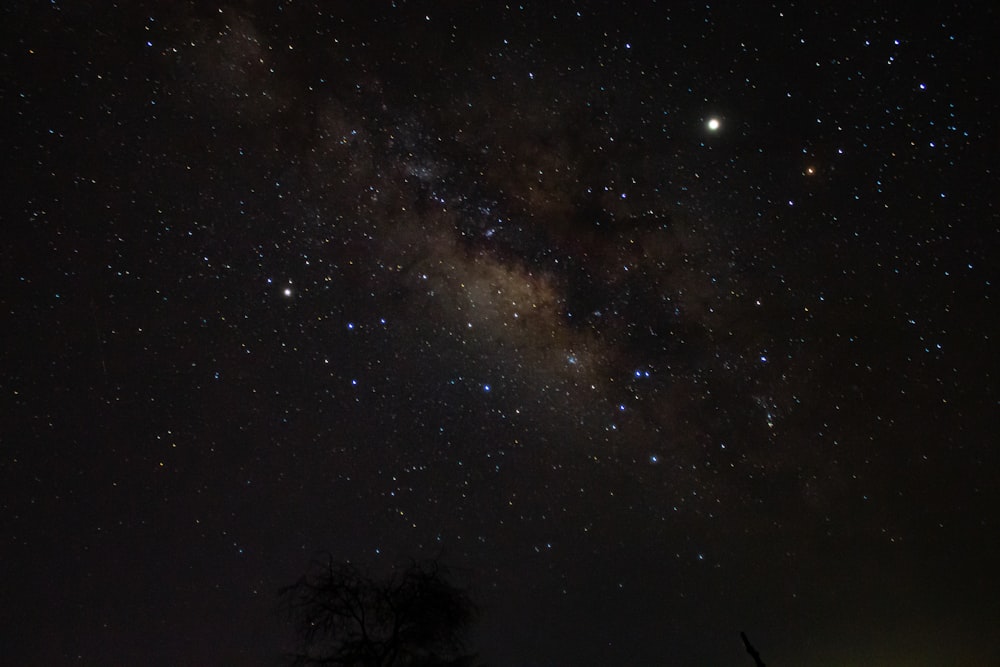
[740,631,766,667]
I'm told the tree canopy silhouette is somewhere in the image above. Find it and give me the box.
[280,557,479,667]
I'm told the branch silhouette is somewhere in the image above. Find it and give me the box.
[740,632,766,667]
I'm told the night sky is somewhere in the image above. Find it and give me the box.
[3,2,998,665]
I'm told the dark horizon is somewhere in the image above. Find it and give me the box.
[2,1,997,664]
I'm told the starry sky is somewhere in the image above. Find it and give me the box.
[2,1,998,665]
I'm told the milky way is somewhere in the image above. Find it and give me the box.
[4,2,997,665]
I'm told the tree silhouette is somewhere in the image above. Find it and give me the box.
[280,557,479,667]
